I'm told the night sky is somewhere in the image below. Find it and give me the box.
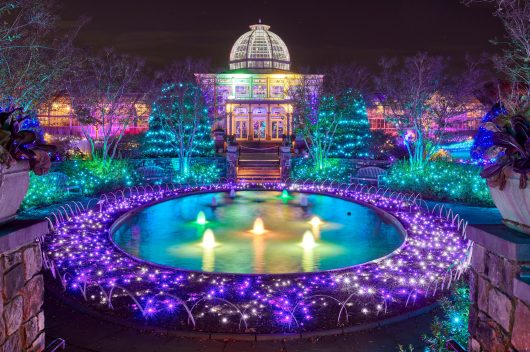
[58,0,505,72]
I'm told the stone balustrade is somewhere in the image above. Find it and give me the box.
[467,224,530,352]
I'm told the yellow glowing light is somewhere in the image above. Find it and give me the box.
[301,230,317,249]
[196,211,207,225]
[251,217,266,235]
[309,216,322,227]
[201,229,217,248]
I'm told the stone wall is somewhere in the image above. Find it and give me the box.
[467,224,530,352]
[0,240,44,352]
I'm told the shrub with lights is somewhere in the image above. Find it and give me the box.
[382,161,493,206]
[144,82,214,176]
[423,283,469,351]
[22,159,137,209]
[291,158,352,182]
[471,104,504,162]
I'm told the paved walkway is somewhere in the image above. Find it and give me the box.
[44,293,436,352]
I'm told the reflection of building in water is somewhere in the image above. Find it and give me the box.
[196,23,322,141]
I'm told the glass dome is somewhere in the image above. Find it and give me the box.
[229,24,291,71]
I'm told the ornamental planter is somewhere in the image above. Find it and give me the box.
[0,160,30,225]
[488,175,530,235]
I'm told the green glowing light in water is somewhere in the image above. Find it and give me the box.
[196,211,207,225]
[281,189,289,199]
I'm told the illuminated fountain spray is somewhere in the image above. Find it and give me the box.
[301,230,317,249]
[309,216,322,227]
[211,197,217,207]
[229,189,236,198]
[281,189,289,199]
[201,229,217,248]
[300,194,308,207]
[196,211,207,225]
[251,217,266,235]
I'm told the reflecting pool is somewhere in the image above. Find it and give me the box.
[112,191,404,274]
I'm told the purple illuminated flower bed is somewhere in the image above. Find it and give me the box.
[42,183,470,335]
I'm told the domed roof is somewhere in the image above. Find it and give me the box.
[229,23,290,71]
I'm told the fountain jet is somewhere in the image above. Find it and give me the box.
[201,229,217,248]
[211,197,217,207]
[301,230,317,249]
[309,216,322,227]
[281,189,289,199]
[196,211,207,225]
[229,189,236,198]
[251,217,266,235]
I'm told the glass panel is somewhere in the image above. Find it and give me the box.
[253,85,267,99]
[236,121,248,139]
[270,85,284,98]
[236,121,242,138]
[271,121,284,139]
[242,121,248,139]
[235,85,249,98]
[253,120,266,139]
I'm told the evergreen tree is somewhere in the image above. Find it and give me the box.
[144,82,213,175]
[327,90,371,158]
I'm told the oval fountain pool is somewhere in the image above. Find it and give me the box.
[112,191,404,274]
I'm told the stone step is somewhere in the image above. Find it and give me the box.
[238,161,280,168]
[238,153,279,161]
[237,169,281,176]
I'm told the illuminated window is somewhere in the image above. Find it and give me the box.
[270,86,284,98]
[235,85,249,98]
[253,85,267,98]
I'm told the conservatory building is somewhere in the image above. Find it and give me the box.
[197,23,322,141]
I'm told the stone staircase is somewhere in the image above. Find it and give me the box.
[237,142,281,183]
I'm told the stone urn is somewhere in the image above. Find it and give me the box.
[488,174,530,234]
[0,160,30,225]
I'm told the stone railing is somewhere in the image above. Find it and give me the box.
[467,224,530,352]
[0,220,48,351]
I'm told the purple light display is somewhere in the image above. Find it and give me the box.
[42,183,470,334]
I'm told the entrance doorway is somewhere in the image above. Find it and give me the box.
[235,120,248,139]
[271,120,284,139]
[253,119,266,140]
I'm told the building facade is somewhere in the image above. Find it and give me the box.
[197,24,322,141]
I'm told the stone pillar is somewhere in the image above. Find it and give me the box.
[266,105,271,140]
[226,145,239,181]
[213,129,225,154]
[279,146,291,181]
[0,220,48,352]
[467,224,530,352]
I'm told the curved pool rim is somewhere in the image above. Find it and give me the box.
[108,188,409,277]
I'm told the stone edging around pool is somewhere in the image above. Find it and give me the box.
[45,279,438,342]
[107,188,410,277]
